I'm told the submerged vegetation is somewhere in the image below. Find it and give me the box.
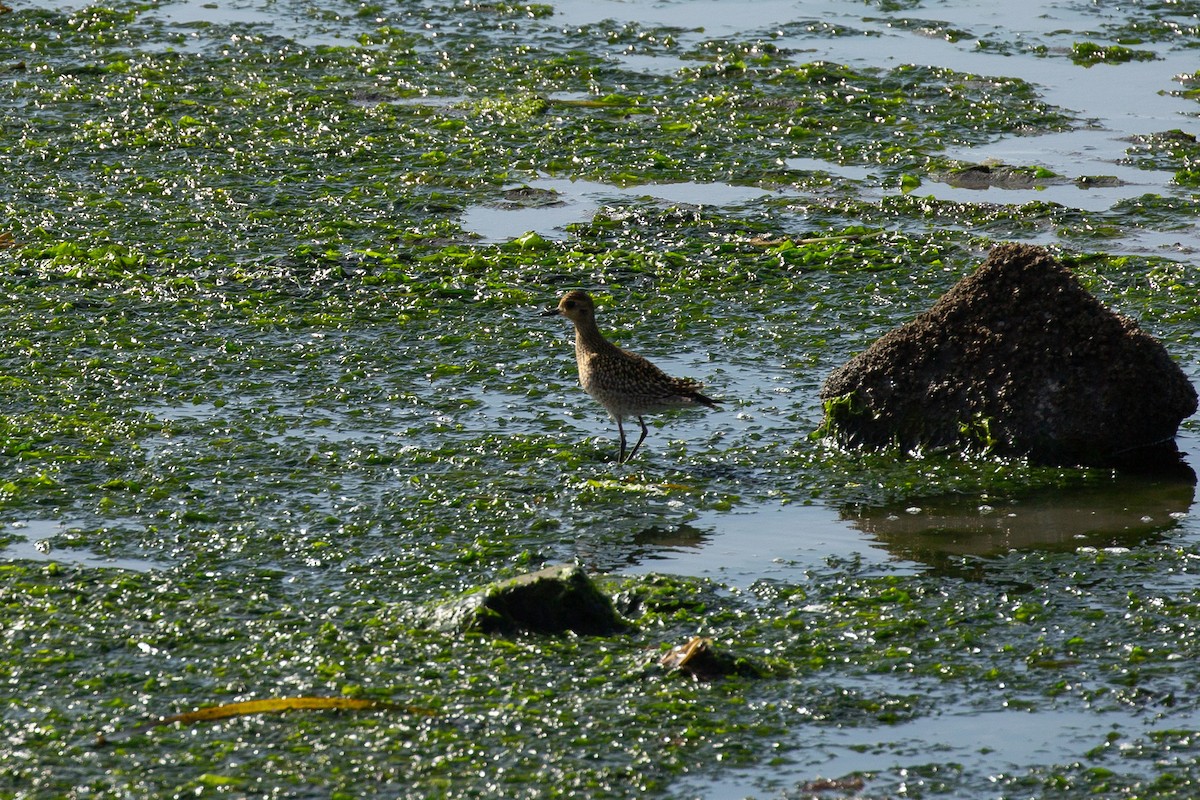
[1069,41,1158,66]
[1,0,1200,798]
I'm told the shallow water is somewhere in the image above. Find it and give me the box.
[3,0,1200,798]
[460,0,1200,256]
[692,702,1200,800]
[461,176,779,242]
[464,2,1200,794]
[619,431,1200,585]
[0,519,162,572]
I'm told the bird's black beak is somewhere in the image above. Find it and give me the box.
[541,307,561,317]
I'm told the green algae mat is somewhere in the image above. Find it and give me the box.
[3,1,1200,797]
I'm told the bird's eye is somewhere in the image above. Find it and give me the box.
[565,300,576,309]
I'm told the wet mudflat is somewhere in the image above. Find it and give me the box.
[2,0,1200,797]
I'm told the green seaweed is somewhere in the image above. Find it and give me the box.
[0,1,1198,798]
[1070,41,1158,66]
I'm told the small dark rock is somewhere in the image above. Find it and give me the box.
[933,163,1065,191]
[498,186,565,209]
[428,564,629,636]
[1074,175,1125,188]
[658,637,764,681]
[819,243,1198,467]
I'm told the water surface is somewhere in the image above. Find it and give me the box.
[2,1,1199,798]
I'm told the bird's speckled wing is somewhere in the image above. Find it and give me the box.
[579,348,715,416]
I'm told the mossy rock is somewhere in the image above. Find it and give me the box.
[428,565,630,636]
[819,243,1198,467]
[933,163,1065,190]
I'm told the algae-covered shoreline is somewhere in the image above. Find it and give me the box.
[3,1,1200,797]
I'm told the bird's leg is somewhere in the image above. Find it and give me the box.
[625,416,649,463]
[616,416,628,464]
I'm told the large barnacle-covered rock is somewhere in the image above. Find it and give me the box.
[820,243,1197,467]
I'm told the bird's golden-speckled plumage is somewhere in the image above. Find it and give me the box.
[544,290,720,463]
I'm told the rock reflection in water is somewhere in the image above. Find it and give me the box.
[629,523,711,558]
[845,475,1196,568]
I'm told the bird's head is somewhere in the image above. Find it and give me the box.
[543,290,596,326]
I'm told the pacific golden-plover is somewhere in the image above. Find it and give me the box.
[543,290,720,463]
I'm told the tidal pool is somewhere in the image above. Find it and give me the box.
[0,519,161,572]
[2,0,1200,798]
[461,176,779,243]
